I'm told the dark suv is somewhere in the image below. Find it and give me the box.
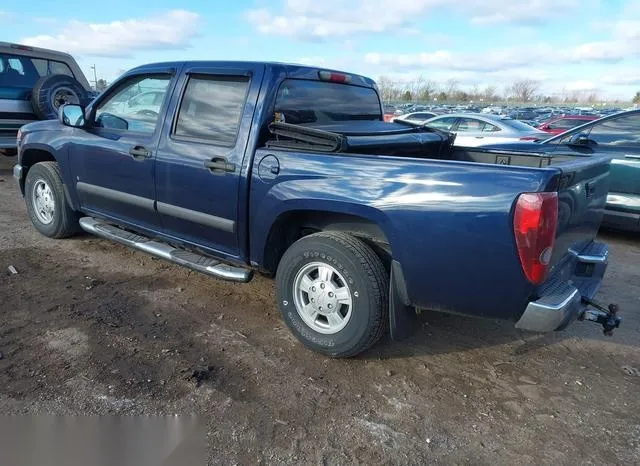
[1,42,93,156]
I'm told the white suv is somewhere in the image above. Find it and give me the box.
[0,42,93,156]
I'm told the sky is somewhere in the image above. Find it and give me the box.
[2,0,639,101]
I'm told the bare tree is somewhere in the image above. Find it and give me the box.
[508,79,540,102]
[377,76,401,103]
[445,79,459,99]
[587,92,600,104]
[482,85,498,102]
[632,91,640,104]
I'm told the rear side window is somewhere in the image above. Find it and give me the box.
[587,114,640,147]
[549,118,588,130]
[427,117,458,131]
[0,53,74,85]
[31,58,74,78]
[174,75,250,146]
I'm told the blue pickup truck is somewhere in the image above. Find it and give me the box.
[13,61,620,356]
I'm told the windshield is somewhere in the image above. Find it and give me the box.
[0,53,74,100]
[274,79,382,124]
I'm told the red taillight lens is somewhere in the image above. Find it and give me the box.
[513,192,558,284]
[318,71,351,83]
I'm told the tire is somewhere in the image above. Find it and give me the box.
[276,232,389,357]
[24,162,79,238]
[30,74,89,120]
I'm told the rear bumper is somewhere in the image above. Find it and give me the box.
[515,241,608,332]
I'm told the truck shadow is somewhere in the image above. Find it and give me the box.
[362,305,637,360]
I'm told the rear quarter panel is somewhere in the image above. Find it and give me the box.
[250,150,559,320]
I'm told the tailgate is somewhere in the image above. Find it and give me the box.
[549,154,611,270]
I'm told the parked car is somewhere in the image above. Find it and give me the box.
[0,42,94,156]
[488,110,640,233]
[538,115,599,135]
[13,61,620,357]
[392,111,438,123]
[424,113,548,146]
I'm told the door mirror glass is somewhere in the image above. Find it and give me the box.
[567,133,595,146]
[96,112,129,131]
[59,104,85,128]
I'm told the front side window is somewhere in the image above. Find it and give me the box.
[174,75,250,146]
[95,75,171,134]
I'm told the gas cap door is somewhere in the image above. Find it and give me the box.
[257,154,280,181]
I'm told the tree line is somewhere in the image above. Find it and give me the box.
[377,76,632,105]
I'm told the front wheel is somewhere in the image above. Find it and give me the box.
[24,162,79,238]
[276,232,389,357]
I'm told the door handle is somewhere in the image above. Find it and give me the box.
[204,158,236,173]
[129,145,151,160]
[624,154,640,160]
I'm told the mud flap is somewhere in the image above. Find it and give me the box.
[389,261,417,340]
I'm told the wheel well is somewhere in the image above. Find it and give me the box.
[263,211,391,275]
[18,149,57,193]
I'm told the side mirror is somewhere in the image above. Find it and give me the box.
[567,133,595,146]
[59,104,86,128]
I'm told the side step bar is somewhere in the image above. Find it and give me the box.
[79,217,253,283]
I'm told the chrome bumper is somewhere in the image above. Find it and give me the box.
[516,242,609,332]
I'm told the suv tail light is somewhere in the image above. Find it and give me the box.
[513,192,558,284]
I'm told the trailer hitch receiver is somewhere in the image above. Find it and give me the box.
[579,297,621,336]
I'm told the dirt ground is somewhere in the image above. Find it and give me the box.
[1,156,639,465]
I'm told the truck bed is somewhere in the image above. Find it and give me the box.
[250,141,611,321]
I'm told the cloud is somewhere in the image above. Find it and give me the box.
[362,14,640,73]
[245,0,583,40]
[600,71,640,86]
[21,10,200,58]
[565,80,597,91]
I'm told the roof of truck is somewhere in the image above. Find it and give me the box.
[0,42,75,60]
[126,61,378,88]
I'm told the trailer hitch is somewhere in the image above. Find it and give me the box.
[579,297,621,336]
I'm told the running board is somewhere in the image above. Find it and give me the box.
[79,217,253,283]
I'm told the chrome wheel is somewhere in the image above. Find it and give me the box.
[31,179,55,224]
[293,262,353,334]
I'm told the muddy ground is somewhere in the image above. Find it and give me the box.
[1,157,639,465]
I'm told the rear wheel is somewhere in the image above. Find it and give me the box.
[276,232,389,357]
[24,162,79,238]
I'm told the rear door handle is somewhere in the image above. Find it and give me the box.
[129,145,151,160]
[624,154,640,160]
[204,158,236,173]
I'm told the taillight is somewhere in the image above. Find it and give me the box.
[318,70,351,83]
[513,192,558,284]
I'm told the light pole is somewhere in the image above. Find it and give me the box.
[90,64,98,90]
